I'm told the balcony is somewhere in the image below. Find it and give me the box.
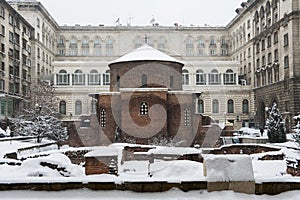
[22,48,28,56]
[22,32,29,41]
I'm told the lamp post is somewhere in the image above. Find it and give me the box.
[35,103,42,143]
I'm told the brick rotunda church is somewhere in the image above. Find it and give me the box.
[95,44,221,147]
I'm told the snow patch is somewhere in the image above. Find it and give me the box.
[204,155,254,182]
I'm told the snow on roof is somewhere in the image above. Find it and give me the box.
[204,154,254,182]
[147,147,201,156]
[85,147,119,157]
[110,44,183,65]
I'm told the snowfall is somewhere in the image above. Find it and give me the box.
[1,127,300,199]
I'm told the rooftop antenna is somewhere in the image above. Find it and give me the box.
[127,16,133,26]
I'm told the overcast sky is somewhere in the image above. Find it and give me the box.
[37,0,243,26]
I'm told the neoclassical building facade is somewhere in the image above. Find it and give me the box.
[2,0,300,131]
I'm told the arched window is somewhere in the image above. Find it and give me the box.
[186,37,194,56]
[58,36,64,45]
[198,100,204,113]
[196,69,206,85]
[100,108,106,128]
[140,102,148,116]
[135,36,142,48]
[82,36,89,46]
[242,99,249,114]
[158,36,166,51]
[184,107,191,127]
[72,69,85,85]
[224,69,236,85]
[94,37,101,56]
[228,99,234,113]
[57,69,69,85]
[75,100,82,115]
[209,69,221,85]
[116,75,120,90]
[210,37,215,46]
[103,70,110,85]
[70,36,77,46]
[94,37,101,47]
[170,76,174,88]
[89,70,100,85]
[212,99,219,113]
[106,37,113,56]
[182,69,189,85]
[198,37,204,47]
[142,74,147,86]
[59,101,66,115]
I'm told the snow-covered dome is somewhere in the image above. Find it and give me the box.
[110,44,183,65]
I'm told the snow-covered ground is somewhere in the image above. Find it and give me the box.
[1,188,300,200]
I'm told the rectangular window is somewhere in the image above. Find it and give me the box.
[284,56,289,68]
[103,73,110,85]
[248,48,251,57]
[284,33,289,47]
[37,18,40,28]
[210,49,215,56]
[261,39,265,51]
[262,56,266,66]
[81,48,89,56]
[274,49,279,62]
[94,47,101,56]
[256,43,260,53]
[268,53,272,64]
[248,63,251,73]
[9,14,13,25]
[0,7,5,18]
[267,35,271,47]
[9,31,13,42]
[274,32,278,44]
[1,25,4,36]
[69,49,77,56]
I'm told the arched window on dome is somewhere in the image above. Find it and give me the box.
[141,74,147,87]
[100,108,106,128]
[140,102,148,116]
[184,107,191,127]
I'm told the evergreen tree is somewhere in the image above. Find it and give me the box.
[292,115,300,146]
[266,103,287,143]
[9,81,68,143]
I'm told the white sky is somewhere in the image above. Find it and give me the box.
[37,0,243,26]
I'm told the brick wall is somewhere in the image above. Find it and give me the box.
[109,61,183,92]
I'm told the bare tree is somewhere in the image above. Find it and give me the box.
[10,81,68,143]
